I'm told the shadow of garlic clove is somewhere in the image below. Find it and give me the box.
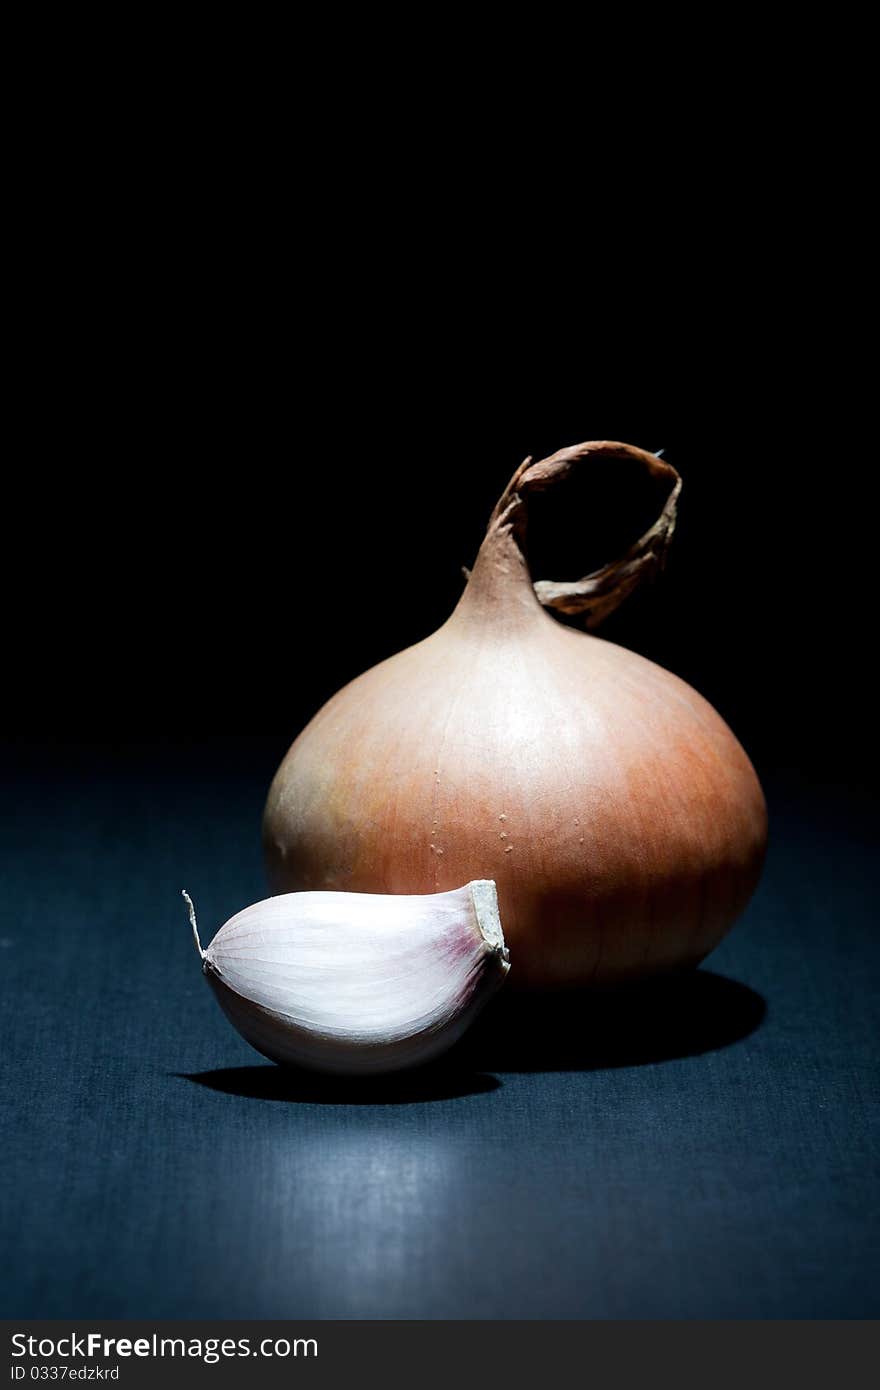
[183,881,509,1076]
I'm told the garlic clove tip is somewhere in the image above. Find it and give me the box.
[182,889,206,962]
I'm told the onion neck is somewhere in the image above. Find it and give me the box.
[450,500,548,638]
[448,441,682,640]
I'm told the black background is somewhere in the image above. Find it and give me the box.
[5,299,871,788]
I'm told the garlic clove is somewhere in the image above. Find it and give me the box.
[184,881,509,1076]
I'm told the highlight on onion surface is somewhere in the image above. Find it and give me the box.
[263,441,767,989]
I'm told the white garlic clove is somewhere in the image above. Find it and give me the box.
[184,880,509,1076]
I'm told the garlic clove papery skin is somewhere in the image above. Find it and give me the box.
[188,881,509,1076]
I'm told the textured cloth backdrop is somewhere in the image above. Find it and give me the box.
[1,740,877,1319]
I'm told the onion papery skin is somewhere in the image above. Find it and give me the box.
[264,442,767,989]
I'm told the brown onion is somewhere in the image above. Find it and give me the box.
[263,442,767,989]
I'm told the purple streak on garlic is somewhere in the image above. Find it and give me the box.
[183,881,509,1076]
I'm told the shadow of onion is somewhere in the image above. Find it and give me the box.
[453,968,766,1072]
[177,970,764,1103]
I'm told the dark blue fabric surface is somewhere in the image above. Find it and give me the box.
[2,741,877,1319]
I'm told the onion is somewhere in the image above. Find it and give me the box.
[264,441,767,988]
